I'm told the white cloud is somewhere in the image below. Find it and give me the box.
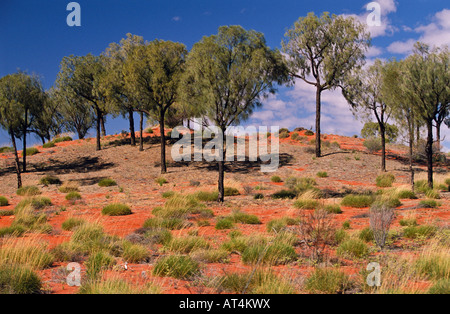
[387,9,450,55]
[172,16,181,22]
[366,46,384,57]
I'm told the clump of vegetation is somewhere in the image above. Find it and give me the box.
[403,225,437,239]
[53,136,73,143]
[0,147,13,153]
[58,181,80,193]
[65,192,82,202]
[254,193,264,200]
[241,242,297,266]
[342,220,351,230]
[359,227,374,242]
[164,236,210,254]
[399,218,418,227]
[317,171,328,178]
[155,177,168,186]
[219,270,296,294]
[122,242,148,263]
[162,191,175,199]
[16,186,41,197]
[61,217,86,231]
[42,142,56,148]
[376,173,395,187]
[337,239,369,259]
[102,203,132,216]
[24,147,39,156]
[267,217,299,233]
[230,211,261,225]
[143,217,188,230]
[363,138,382,153]
[271,176,282,183]
[341,194,375,208]
[324,204,342,214]
[0,210,14,217]
[39,175,61,186]
[305,268,352,294]
[271,190,297,200]
[396,189,417,199]
[0,225,26,238]
[215,218,234,230]
[0,265,42,294]
[153,255,200,279]
[369,202,395,248]
[294,199,319,210]
[419,199,440,209]
[305,130,314,136]
[16,197,52,210]
[98,178,117,187]
[190,249,229,264]
[85,251,116,279]
[79,279,160,294]
[0,196,9,207]
[428,279,450,294]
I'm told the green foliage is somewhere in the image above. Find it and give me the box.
[334,229,349,244]
[396,190,417,199]
[294,199,319,210]
[399,218,418,227]
[363,138,382,153]
[359,227,374,242]
[0,265,42,294]
[419,199,440,209]
[253,193,264,200]
[342,220,351,230]
[61,217,86,231]
[42,142,55,149]
[361,122,399,143]
[65,192,82,201]
[376,173,395,187]
[102,203,132,216]
[79,279,160,294]
[317,171,328,178]
[266,217,299,233]
[143,217,187,230]
[324,204,343,214]
[25,147,39,156]
[53,136,72,143]
[155,177,168,186]
[98,178,117,187]
[39,175,62,186]
[219,271,295,294]
[403,225,437,239]
[0,147,13,153]
[337,239,369,258]
[162,191,175,199]
[230,211,261,225]
[305,268,352,294]
[16,186,41,196]
[271,176,282,183]
[271,190,297,200]
[122,241,148,263]
[0,196,9,207]
[0,210,14,217]
[241,243,297,266]
[0,225,27,238]
[215,218,234,230]
[153,255,200,279]
[190,249,229,264]
[85,251,116,279]
[341,194,375,208]
[165,236,210,254]
[428,279,450,294]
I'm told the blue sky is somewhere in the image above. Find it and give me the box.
[0,0,449,148]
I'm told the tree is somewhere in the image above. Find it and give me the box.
[103,33,145,147]
[180,25,289,202]
[123,39,187,170]
[342,59,392,172]
[282,12,370,157]
[402,43,449,188]
[30,89,63,145]
[361,121,399,143]
[0,73,42,187]
[55,54,109,151]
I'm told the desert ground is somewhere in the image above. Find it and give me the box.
[0,128,448,294]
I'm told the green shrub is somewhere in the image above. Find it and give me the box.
[39,175,61,186]
[359,227,374,242]
[165,236,210,253]
[224,187,240,196]
[305,268,352,294]
[197,220,210,227]
[271,176,282,183]
[294,199,319,210]
[190,249,229,264]
[65,192,82,201]
[317,172,328,178]
[425,189,440,199]
[397,190,417,199]
[376,173,395,187]
[85,251,116,279]
[414,180,430,193]
[337,239,369,258]
[98,178,117,187]
[324,204,343,214]
[254,193,264,200]
[279,132,290,139]
[143,228,173,245]
[241,243,297,266]
[16,197,52,210]
[0,147,13,153]
[53,136,72,143]
[399,218,418,227]
[266,217,299,233]
[364,138,382,153]
[143,217,187,230]
[42,142,56,148]
[271,190,297,200]
[61,217,86,231]
[334,229,349,244]
[428,279,450,294]
[25,147,39,156]
[215,218,234,230]
[219,271,295,294]
[102,203,132,216]
[196,191,218,202]
[0,225,27,238]
[162,191,175,199]
[341,194,375,208]
[415,254,450,280]
[122,242,148,263]
[231,211,261,224]
[305,130,314,136]
[153,255,200,279]
[155,177,168,186]
[16,186,41,196]
[403,225,437,239]
[419,199,440,209]
[79,279,160,294]
[0,196,9,207]
[0,210,14,217]
[342,221,351,230]
[0,265,42,294]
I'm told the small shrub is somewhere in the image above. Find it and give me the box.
[419,199,440,209]
[155,177,168,186]
[399,218,418,227]
[324,204,342,214]
[79,279,160,294]
[0,147,13,153]
[403,225,437,239]
[254,193,264,200]
[102,203,132,216]
[0,265,42,294]
[39,175,61,186]
[122,242,148,263]
[25,147,39,156]
[242,243,297,266]
[61,217,86,231]
[0,225,27,238]
[224,187,240,196]
[266,217,299,233]
[294,199,319,210]
[197,220,210,227]
[153,255,200,279]
[165,236,210,253]
[53,136,72,143]
[143,217,187,230]
[279,132,290,139]
[341,194,375,208]
[364,138,382,153]
[65,192,82,202]
[337,239,369,259]
[359,227,374,242]
[369,202,395,248]
[376,173,395,188]
[42,142,56,148]
[162,191,175,199]
[271,190,297,200]
[17,186,41,196]
[0,210,14,217]
[231,211,261,225]
[305,268,352,294]
[271,176,282,183]
[305,130,314,136]
[98,178,117,187]
[428,279,450,294]
[397,190,417,199]
[85,251,116,279]
[342,220,351,230]
[216,218,234,230]
[317,172,328,178]
[58,181,80,193]
[190,249,229,263]
[334,229,349,244]
[0,196,9,207]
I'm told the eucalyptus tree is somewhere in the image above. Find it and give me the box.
[103,33,145,146]
[282,12,370,157]
[55,54,109,150]
[180,25,289,202]
[123,39,187,170]
[402,43,449,188]
[31,89,63,145]
[341,59,392,172]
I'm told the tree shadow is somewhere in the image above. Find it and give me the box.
[30,156,115,175]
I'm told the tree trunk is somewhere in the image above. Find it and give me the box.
[129,109,136,146]
[40,136,46,146]
[409,120,415,192]
[139,111,144,152]
[426,120,434,189]
[380,124,386,172]
[416,125,420,147]
[315,86,322,158]
[22,109,27,172]
[218,129,225,203]
[436,121,442,152]
[96,108,101,151]
[160,109,167,174]
[10,129,22,188]
[101,115,106,137]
